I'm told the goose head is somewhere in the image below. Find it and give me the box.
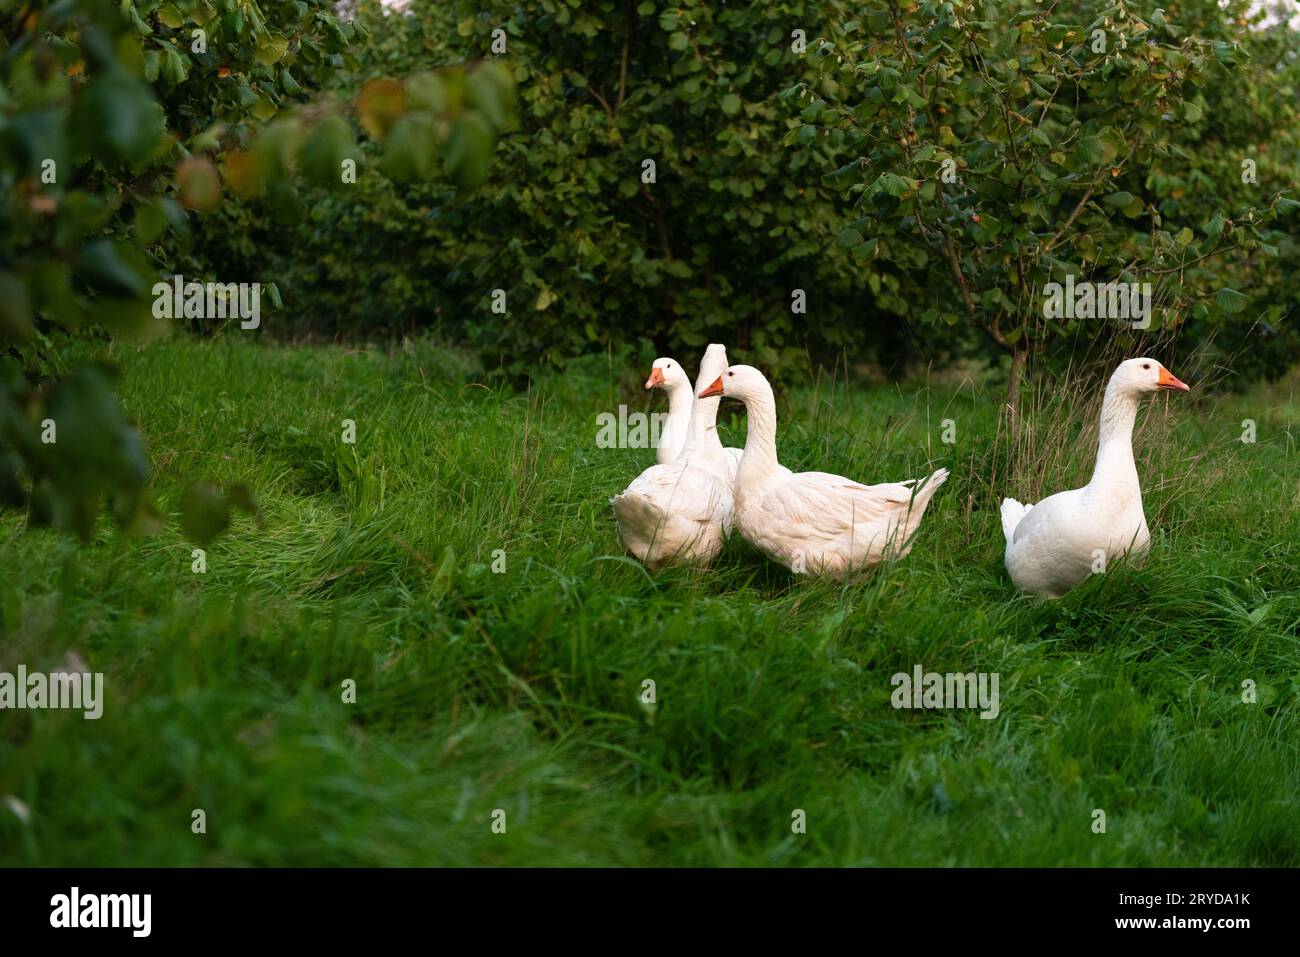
[1110,357,1190,396]
[694,344,729,394]
[698,363,770,403]
[645,357,688,391]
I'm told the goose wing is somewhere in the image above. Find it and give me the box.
[752,471,918,537]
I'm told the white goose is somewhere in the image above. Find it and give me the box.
[698,364,949,579]
[1001,357,1190,597]
[645,349,754,484]
[644,357,692,464]
[611,345,734,568]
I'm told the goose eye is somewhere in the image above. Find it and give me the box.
[1142,363,1150,370]
[728,371,734,377]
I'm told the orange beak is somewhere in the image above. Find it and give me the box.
[698,375,724,398]
[1157,366,1190,392]
[644,367,665,389]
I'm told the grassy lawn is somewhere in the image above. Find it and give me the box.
[2,336,1298,866]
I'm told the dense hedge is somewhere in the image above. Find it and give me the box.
[189,0,1299,383]
[197,0,959,378]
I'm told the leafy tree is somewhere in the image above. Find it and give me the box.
[1135,0,1300,382]
[796,0,1299,408]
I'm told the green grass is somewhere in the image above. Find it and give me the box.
[2,336,1299,866]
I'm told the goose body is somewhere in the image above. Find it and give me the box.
[1002,358,1189,597]
[724,446,744,484]
[611,345,734,567]
[720,444,788,486]
[699,365,948,579]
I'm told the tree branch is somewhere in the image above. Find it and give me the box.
[588,86,614,119]
[616,0,632,110]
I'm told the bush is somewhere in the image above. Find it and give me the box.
[797,0,1300,391]
[200,0,1300,388]
[232,0,939,378]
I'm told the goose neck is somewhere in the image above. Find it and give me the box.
[1090,383,1140,491]
[737,388,780,488]
[680,393,725,458]
[665,383,693,424]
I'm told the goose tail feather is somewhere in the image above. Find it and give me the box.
[1000,498,1031,544]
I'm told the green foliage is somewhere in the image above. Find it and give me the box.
[197,0,1300,385]
[240,0,900,376]
[0,0,513,540]
[0,360,155,539]
[797,0,1300,375]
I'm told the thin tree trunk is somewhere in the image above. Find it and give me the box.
[1005,342,1029,434]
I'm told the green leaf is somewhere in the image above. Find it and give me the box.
[160,46,189,85]
[74,71,165,164]
[1212,40,1239,65]
[73,241,150,298]
[1203,212,1225,244]
[255,37,290,65]
[1214,288,1247,314]
[873,172,911,197]
[382,114,439,182]
[1100,129,1126,163]
[157,4,184,29]
[299,115,356,189]
[180,482,230,545]
[250,94,278,121]
[444,114,496,189]
[134,200,169,244]
[467,64,514,130]
[118,495,164,537]
[226,483,260,517]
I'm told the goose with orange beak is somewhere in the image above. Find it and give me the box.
[644,358,693,465]
[699,364,949,579]
[1001,357,1190,597]
[611,345,735,568]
